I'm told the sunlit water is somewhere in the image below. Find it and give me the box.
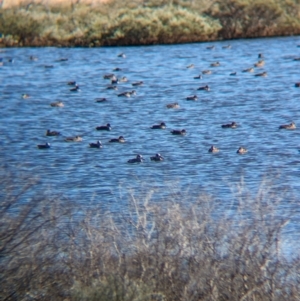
[1,36,300,238]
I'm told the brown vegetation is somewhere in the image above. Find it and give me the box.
[1,168,300,300]
[0,0,300,46]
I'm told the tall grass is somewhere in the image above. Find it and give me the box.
[0,0,300,47]
[1,168,299,300]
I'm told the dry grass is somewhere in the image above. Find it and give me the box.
[0,0,300,46]
[1,168,300,301]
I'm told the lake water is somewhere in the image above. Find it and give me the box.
[1,36,300,223]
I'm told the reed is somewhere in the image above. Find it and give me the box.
[1,168,299,301]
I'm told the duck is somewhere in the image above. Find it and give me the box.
[103,73,116,80]
[109,136,126,143]
[222,44,231,49]
[22,94,30,99]
[197,85,210,91]
[132,81,144,86]
[186,64,194,69]
[150,153,164,161]
[65,136,83,142]
[107,86,118,90]
[279,122,296,130]
[254,60,265,67]
[208,145,219,153]
[210,61,220,67]
[151,122,167,129]
[206,45,215,50]
[96,123,111,131]
[202,70,212,75]
[166,102,180,109]
[50,101,64,107]
[46,129,60,136]
[119,76,128,82]
[118,90,136,97]
[111,78,119,84]
[171,129,186,135]
[230,72,237,76]
[186,95,198,101]
[30,55,38,61]
[128,154,143,163]
[113,67,122,71]
[67,81,76,86]
[118,53,126,58]
[95,98,108,103]
[295,83,300,87]
[89,140,102,148]
[222,122,238,128]
[70,84,80,91]
[254,71,267,77]
[37,142,50,149]
[242,67,254,73]
[194,75,202,79]
[237,147,247,154]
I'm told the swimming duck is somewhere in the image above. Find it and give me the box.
[295,83,300,87]
[128,154,143,163]
[222,122,238,128]
[166,103,180,109]
[113,67,122,71]
[254,60,265,67]
[230,72,237,76]
[89,140,102,148]
[107,86,118,90]
[186,64,194,69]
[119,76,128,82]
[22,94,30,99]
[279,122,296,130]
[171,129,186,135]
[222,44,231,49]
[186,95,198,101]
[132,81,144,86]
[50,101,64,107]
[118,90,136,97]
[109,136,126,143]
[194,75,202,79]
[210,61,220,67]
[242,67,254,73]
[46,129,60,136]
[103,74,116,80]
[150,153,164,161]
[96,123,112,131]
[65,136,83,142]
[30,56,38,61]
[151,122,167,129]
[197,85,210,91]
[206,45,215,50]
[208,145,219,153]
[111,78,119,84]
[37,142,50,149]
[254,71,267,77]
[118,53,126,58]
[67,81,76,86]
[202,70,212,75]
[70,84,80,91]
[237,147,247,154]
[95,98,108,103]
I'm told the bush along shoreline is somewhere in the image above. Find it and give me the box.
[0,0,300,47]
[1,169,300,301]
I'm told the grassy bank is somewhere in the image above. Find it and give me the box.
[1,169,300,300]
[0,0,300,47]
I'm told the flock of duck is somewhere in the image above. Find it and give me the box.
[17,48,298,163]
[29,46,299,158]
